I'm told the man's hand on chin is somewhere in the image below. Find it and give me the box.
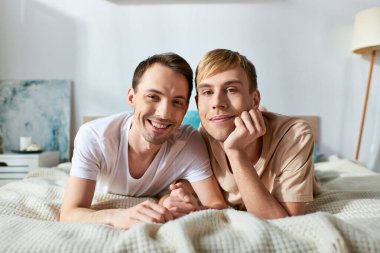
[223,109,266,154]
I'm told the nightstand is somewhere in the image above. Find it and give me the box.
[0,152,60,186]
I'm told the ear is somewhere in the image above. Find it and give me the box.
[251,89,261,109]
[127,87,136,107]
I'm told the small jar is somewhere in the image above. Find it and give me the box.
[0,126,3,153]
[0,134,3,154]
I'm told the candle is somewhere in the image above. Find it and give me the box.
[20,136,32,151]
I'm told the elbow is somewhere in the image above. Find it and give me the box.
[59,207,72,222]
[217,203,229,210]
[59,211,67,222]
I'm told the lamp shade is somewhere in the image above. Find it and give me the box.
[352,7,380,54]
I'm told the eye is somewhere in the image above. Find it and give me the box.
[226,87,238,93]
[173,99,185,108]
[200,89,213,96]
[146,94,159,101]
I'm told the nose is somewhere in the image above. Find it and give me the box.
[156,100,172,119]
[212,90,227,110]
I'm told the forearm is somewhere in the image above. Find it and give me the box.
[191,177,228,210]
[191,193,227,210]
[62,199,172,230]
[60,207,114,225]
[226,151,289,219]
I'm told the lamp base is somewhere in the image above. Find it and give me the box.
[355,50,376,160]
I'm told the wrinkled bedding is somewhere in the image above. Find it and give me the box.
[0,157,380,253]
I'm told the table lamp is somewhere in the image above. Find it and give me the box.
[352,7,380,160]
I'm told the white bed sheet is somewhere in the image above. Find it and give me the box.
[0,157,379,252]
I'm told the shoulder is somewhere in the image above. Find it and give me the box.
[263,112,314,143]
[82,112,132,130]
[73,113,132,168]
[78,112,132,140]
[263,113,315,174]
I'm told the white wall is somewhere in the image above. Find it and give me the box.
[0,0,380,169]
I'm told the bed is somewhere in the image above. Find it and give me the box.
[1,113,380,252]
[0,156,379,252]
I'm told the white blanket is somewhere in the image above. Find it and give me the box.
[0,158,380,252]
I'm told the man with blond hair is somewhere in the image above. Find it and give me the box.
[190,48,319,218]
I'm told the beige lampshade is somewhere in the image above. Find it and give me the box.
[352,7,380,54]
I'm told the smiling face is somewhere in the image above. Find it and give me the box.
[196,66,260,142]
[128,63,189,145]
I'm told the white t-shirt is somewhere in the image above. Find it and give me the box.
[70,112,213,197]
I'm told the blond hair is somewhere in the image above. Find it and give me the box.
[195,49,257,93]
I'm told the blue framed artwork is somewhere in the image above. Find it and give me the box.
[0,80,71,161]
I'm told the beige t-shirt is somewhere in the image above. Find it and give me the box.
[200,111,320,210]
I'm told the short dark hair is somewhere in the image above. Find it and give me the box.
[132,53,193,103]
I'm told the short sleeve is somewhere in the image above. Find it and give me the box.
[272,124,315,202]
[70,124,105,180]
[180,130,213,182]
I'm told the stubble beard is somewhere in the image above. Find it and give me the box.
[142,131,167,145]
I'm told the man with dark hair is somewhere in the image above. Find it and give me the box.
[60,53,226,230]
